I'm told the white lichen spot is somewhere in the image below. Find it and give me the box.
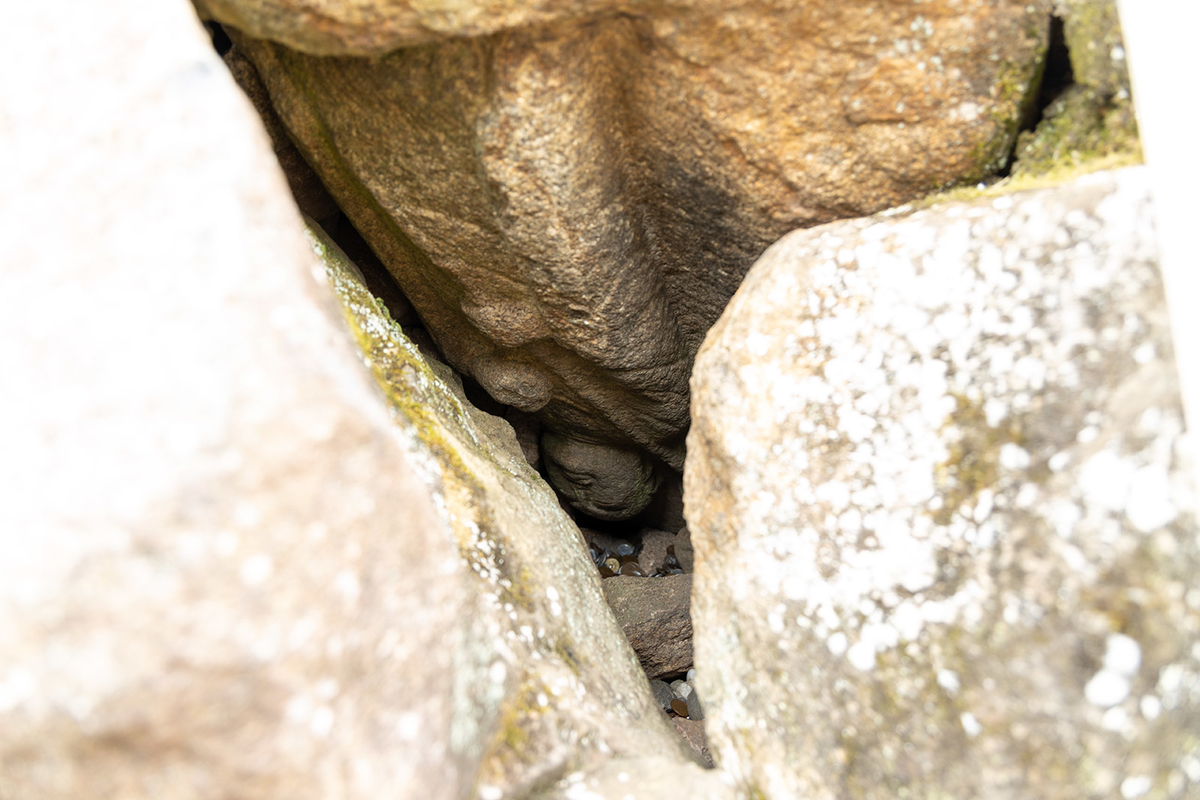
[768,605,786,634]
[998,443,1031,471]
[960,711,982,737]
[847,640,876,671]
[1079,449,1136,511]
[310,705,334,737]
[747,332,771,357]
[396,711,421,741]
[334,570,360,606]
[239,554,273,586]
[1126,464,1177,532]
[1085,670,1131,707]
[546,586,563,617]
[1106,634,1143,675]
[1101,705,1129,732]
[1120,775,1152,799]
[937,669,961,694]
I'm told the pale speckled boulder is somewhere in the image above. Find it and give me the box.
[231,0,1050,517]
[0,3,724,797]
[687,168,1199,799]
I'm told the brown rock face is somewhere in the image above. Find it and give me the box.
[230,0,1049,518]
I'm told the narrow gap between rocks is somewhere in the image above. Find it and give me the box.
[204,17,711,761]
[996,13,1073,178]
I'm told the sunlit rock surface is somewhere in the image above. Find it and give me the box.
[227,0,1050,517]
[687,167,1199,799]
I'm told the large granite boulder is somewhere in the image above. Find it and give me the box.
[225,0,1051,517]
[687,168,1198,799]
[0,3,726,797]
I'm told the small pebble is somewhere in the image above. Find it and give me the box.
[649,679,675,711]
[685,690,704,721]
[687,668,696,682]
[675,682,693,700]
[670,698,689,716]
[670,679,687,697]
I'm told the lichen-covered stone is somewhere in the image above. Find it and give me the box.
[0,3,725,797]
[687,167,1198,799]
[230,0,1049,517]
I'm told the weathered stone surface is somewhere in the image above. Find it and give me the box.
[1013,0,1139,176]
[0,3,726,797]
[687,167,1199,799]
[603,576,694,680]
[231,0,1049,517]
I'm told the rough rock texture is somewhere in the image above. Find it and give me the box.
[0,3,726,797]
[229,0,1050,517]
[1013,0,1139,176]
[603,576,694,680]
[687,168,1199,799]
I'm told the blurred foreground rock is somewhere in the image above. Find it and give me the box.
[0,3,723,798]
[227,0,1050,518]
[688,167,1199,799]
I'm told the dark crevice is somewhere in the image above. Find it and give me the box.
[996,14,1073,177]
[1030,15,1076,132]
[205,21,233,56]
